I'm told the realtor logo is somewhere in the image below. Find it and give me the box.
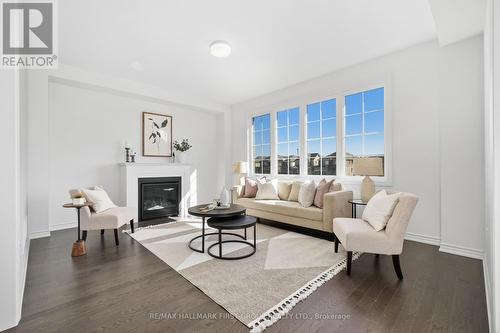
[1,0,57,68]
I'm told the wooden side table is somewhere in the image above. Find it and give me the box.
[63,202,92,257]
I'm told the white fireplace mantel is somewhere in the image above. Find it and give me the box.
[119,162,196,222]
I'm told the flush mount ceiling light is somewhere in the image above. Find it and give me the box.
[210,41,231,58]
[130,61,144,71]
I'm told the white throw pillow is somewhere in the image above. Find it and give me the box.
[82,187,117,213]
[255,179,279,200]
[298,181,316,207]
[362,190,401,231]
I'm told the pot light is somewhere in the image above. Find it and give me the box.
[210,41,231,58]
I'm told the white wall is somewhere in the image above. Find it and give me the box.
[438,37,485,257]
[0,70,29,330]
[26,71,50,238]
[230,37,484,255]
[484,0,499,330]
[45,81,221,230]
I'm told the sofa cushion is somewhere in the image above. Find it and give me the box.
[89,207,134,230]
[362,190,401,231]
[313,178,333,208]
[243,177,266,198]
[330,181,342,192]
[288,181,303,201]
[82,187,117,213]
[333,217,392,253]
[256,180,279,200]
[298,181,316,207]
[237,198,323,221]
[277,181,292,200]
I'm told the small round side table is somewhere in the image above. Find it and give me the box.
[63,202,92,257]
[348,199,368,218]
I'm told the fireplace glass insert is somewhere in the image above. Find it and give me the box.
[138,177,181,223]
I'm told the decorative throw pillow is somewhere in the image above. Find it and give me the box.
[362,190,401,231]
[243,177,266,198]
[298,181,317,207]
[330,181,342,192]
[277,181,292,200]
[81,187,117,213]
[313,178,334,208]
[288,181,303,201]
[255,179,279,200]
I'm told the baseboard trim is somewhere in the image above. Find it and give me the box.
[439,242,484,260]
[404,232,440,246]
[18,238,30,320]
[483,259,493,333]
[29,230,51,239]
[50,221,77,231]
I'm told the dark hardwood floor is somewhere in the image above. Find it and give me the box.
[7,226,489,333]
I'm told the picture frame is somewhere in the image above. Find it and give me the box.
[142,112,173,157]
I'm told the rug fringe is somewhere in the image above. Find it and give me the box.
[248,251,362,333]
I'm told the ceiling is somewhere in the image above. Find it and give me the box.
[429,0,486,46]
[59,1,440,107]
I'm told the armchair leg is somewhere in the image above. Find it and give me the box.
[130,219,135,233]
[334,237,339,253]
[100,229,104,235]
[346,251,352,275]
[114,229,119,246]
[392,255,403,280]
[82,230,87,241]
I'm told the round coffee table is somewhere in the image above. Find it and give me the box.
[187,204,246,253]
[207,215,257,260]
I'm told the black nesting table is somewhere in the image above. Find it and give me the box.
[187,204,247,253]
[207,215,257,260]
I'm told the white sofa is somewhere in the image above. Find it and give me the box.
[232,181,352,233]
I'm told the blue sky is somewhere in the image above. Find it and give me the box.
[253,87,384,158]
[307,87,384,157]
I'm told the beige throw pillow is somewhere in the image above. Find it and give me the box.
[277,182,292,200]
[362,190,401,231]
[288,181,303,201]
[330,181,342,192]
[255,179,279,200]
[82,187,117,213]
[313,179,334,208]
[298,181,317,207]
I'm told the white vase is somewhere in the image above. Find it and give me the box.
[177,152,187,164]
[220,187,230,206]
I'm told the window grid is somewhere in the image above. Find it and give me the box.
[252,114,271,174]
[306,99,337,176]
[248,87,385,179]
[344,88,384,176]
[277,108,300,175]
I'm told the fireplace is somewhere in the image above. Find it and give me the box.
[138,177,181,224]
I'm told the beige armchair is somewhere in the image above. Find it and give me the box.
[80,206,135,245]
[332,192,418,279]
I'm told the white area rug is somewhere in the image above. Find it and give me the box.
[125,221,359,332]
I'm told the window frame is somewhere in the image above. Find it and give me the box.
[246,81,392,186]
[276,107,301,175]
[250,113,272,175]
[306,98,338,176]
